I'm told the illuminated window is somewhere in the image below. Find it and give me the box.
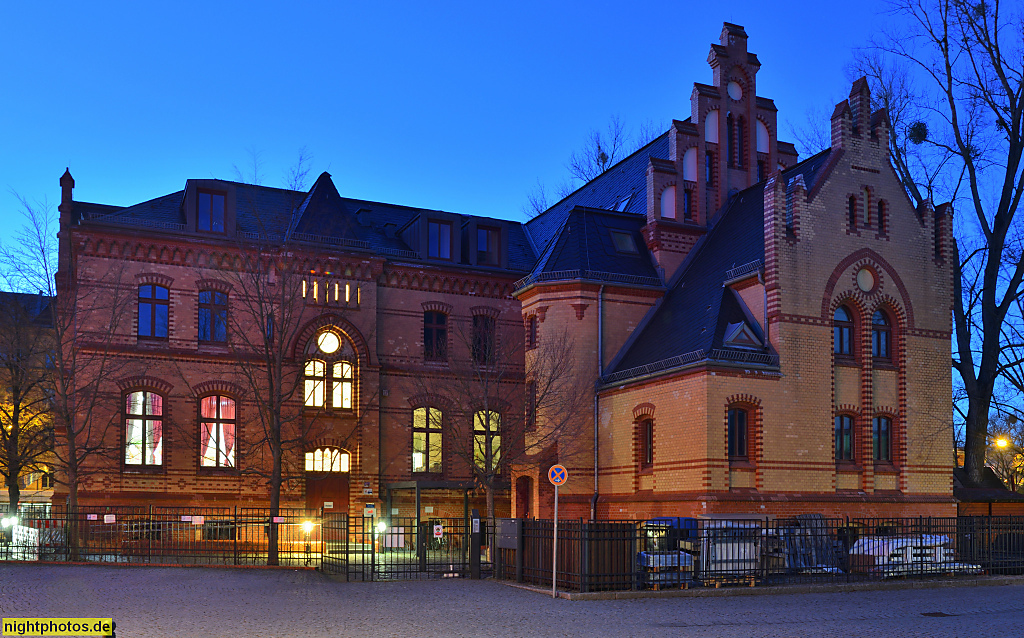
[138,285,169,339]
[304,330,355,409]
[200,395,236,468]
[473,410,501,472]
[125,391,163,466]
[305,447,349,472]
[412,407,443,473]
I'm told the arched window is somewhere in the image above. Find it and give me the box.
[727,407,748,459]
[706,152,715,185]
[737,116,745,168]
[640,419,654,469]
[848,196,858,229]
[138,285,169,339]
[198,290,228,343]
[877,201,886,234]
[304,329,355,409]
[872,415,892,461]
[424,311,448,361]
[727,113,735,166]
[683,189,693,221]
[125,391,163,466]
[835,414,854,461]
[200,395,236,468]
[872,310,891,360]
[525,315,538,350]
[305,447,349,472]
[833,306,854,356]
[412,407,443,473]
[473,410,501,472]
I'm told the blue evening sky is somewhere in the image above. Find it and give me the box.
[0,1,891,240]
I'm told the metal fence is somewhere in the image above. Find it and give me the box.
[0,506,322,567]
[321,514,492,581]
[496,515,1024,593]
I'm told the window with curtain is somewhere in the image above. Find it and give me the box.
[200,395,236,468]
[125,391,163,466]
[305,447,349,472]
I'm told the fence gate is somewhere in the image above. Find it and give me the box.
[320,514,488,581]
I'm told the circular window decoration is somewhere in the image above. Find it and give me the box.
[317,331,341,354]
[857,268,876,293]
[727,81,743,100]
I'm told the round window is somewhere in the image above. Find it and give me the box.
[857,268,876,293]
[317,331,341,354]
[727,81,743,100]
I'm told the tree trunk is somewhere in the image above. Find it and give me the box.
[267,441,282,566]
[964,393,993,485]
[66,463,79,561]
[6,477,20,516]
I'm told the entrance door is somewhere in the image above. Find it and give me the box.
[516,476,532,518]
[305,473,350,513]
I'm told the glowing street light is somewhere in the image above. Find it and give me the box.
[302,520,314,535]
[996,437,1010,448]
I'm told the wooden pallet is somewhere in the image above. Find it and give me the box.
[641,565,692,590]
[704,575,757,588]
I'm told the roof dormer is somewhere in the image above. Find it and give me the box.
[182,179,237,237]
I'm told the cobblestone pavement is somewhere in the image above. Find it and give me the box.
[2,564,1024,637]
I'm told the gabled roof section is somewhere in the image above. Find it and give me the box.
[522,207,661,288]
[86,192,185,229]
[525,132,670,255]
[0,291,53,327]
[602,151,833,382]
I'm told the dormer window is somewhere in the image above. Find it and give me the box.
[428,221,452,259]
[477,226,500,265]
[611,231,637,254]
[724,321,761,349]
[198,191,226,233]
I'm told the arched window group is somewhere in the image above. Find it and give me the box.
[125,390,163,466]
[304,329,356,410]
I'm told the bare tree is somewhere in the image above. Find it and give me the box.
[415,320,589,523]
[986,413,1024,491]
[1,198,133,552]
[863,0,1024,484]
[0,292,54,514]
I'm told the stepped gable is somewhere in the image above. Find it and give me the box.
[607,148,832,376]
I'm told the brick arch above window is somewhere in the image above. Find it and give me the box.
[421,301,452,315]
[869,296,908,329]
[820,248,916,327]
[632,403,656,422]
[135,273,174,288]
[470,306,500,319]
[116,375,173,394]
[724,393,762,409]
[192,380,246,399]
[305,439,351,454]
[405,392,454,412]
[195,278,233,294]
[834,403,863,416]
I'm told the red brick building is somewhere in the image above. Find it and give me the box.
[54,23,953,522]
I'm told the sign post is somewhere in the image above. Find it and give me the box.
[547,464,568,599]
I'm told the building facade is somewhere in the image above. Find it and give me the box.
[54,23,953,521]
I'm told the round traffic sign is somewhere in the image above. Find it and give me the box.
[548,464,568,486]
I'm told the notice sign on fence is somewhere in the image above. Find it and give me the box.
[103,515,115,524]
[363,503,376,517]
[192,516,204,525]
[86,514,98,521]
[433,524,443,539]
[272,516,285,523]
[181,515,192,522]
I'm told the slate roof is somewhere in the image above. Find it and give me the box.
[0,291,53,327]
[525,132,670,257]
[79,173,537,274]
[605,148,833,380]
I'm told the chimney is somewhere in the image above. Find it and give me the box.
[849,77,871,137]
[59,168,75,224]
